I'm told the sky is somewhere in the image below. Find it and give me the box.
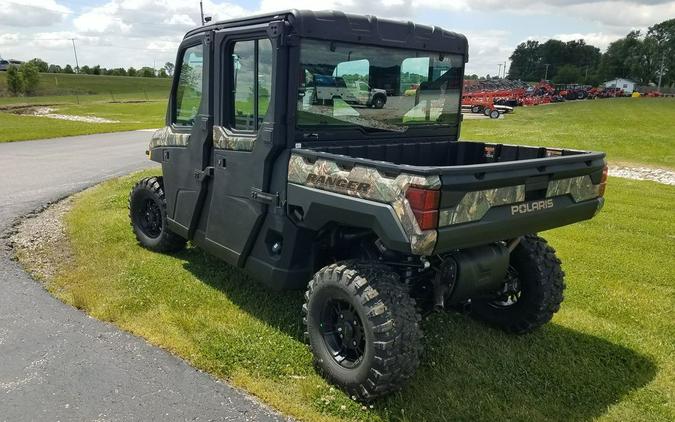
[1,0,674,76]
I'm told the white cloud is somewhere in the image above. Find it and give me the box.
[0,0,70,27]
[552,32,625,51]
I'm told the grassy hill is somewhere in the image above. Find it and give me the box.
[0,72,171,97]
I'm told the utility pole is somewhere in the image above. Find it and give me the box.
[200,1,205,25]
[504,61,507,78]
[70,38,80,73]
[497,63,502,78]
[544,63,550,81]
[657,50,665,92]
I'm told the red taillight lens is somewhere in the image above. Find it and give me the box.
[406,187,440,230]
[598,165,608,197]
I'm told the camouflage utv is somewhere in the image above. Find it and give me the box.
[129,10,607,401]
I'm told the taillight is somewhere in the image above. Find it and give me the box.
[406,187,440,230]
[598,165,608,197]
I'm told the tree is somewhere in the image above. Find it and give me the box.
[6,65,24,95]
[80,65,91,74]
[157,68,169,78]
[111,67,127,76]
[127,67,137,77]
[92,65,102,75]
[508,40,541,81]
[48,64,62,73]
[647,18,675,86]
[553,64,582,84]
[63,64,74,74]
[164,62,175,76]
[19,62,40,94]
[139,66,156,77]
[27,58,49,73]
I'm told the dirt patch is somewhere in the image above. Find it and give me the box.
[5,105,120,123]
[9,197,75,282]
[609,165,675,185]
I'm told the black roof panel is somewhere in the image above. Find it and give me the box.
[186,9,468,59]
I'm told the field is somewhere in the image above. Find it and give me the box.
[0,73,169,143]
[18,99,674,421]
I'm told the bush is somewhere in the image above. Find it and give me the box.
[27,58,49,73]
[20,63,40,94]
[6,66,24,95]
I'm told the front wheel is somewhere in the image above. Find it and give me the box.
[303,262,422,401]
[129,176,186,253]
[470,235,565,334]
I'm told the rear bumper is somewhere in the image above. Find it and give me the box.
[434,196,603,253]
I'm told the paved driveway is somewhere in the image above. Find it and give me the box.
[0,131,285,421]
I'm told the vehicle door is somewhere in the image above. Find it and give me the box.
[160,32,213,239]
[203,27,277,266]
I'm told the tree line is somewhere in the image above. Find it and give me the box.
[507,18,674,87]
[4,58,175,96]
[15,58,175,78]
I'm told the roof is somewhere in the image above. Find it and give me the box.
[604,78,636,83]
[185,10,468,59]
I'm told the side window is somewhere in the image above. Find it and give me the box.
[231,38,273,131]
[174,44,204,126]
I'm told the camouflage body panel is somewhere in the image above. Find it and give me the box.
[213,125,256,151]
[546,175,599,202]
[148,126,190,149]
[288,154,440,255]
[438,185,526,226]
[439,175,600,226]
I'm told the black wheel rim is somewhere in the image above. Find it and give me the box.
[137,198,162,238]
[319,298,366,369]
[489,266,522,308]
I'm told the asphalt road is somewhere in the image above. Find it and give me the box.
[0,131,285,421]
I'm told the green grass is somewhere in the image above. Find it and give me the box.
[0,99,166,142]
[462,97,675,169]
[0,72,170,97]
[45,173,674,422]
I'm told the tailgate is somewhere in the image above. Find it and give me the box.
[433,151,606,252]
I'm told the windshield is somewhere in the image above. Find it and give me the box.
[297,39,463,133]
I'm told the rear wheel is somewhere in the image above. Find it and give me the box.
[483,107,492,116]
[129,177,186,253]
[471,105,481,113]
[372,95,386,109]
[303,262,422,401]
[470,235,564,334]
[489,109,500,119]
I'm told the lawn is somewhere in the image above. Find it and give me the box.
[462,97,675,170]
[0,72,170,97]
[0,100,166,142]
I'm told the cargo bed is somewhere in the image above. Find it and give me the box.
[291,139,606,253]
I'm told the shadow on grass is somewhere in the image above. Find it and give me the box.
[182,249,656,422]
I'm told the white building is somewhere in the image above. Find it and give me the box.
[604,78,636,93]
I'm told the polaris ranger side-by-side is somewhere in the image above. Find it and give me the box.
[129,10,607,401]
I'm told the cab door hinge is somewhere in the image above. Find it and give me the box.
[251,188,279,207]
[194,166,214,183]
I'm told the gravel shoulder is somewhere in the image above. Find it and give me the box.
[10,196,75,282]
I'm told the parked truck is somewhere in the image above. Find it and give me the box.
[129,10,607,401]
